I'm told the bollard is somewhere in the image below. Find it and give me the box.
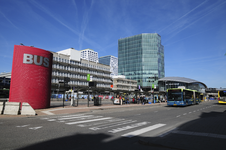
[21,102,36,115]
[3,102,20,115]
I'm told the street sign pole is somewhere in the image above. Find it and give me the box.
[87,74,90,107]
[88,87,90,107]
[63,91,65,108]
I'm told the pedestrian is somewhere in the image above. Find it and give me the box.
[119,95,122,105]
[143,96,146,105]
[141,96,144,105]
[122,97,125,104]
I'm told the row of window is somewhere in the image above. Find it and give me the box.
[52,72,112,83]
[116,81,137,85]
[114,86,136,90]
[51,79,111,88]
[53,57,109,71]
[52,64,110,77]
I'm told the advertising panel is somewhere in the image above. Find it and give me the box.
[9,45,53,109]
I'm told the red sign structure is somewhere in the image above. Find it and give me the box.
[9,45,53,109]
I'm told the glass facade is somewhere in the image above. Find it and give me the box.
[99,56,111,66]
[99,55,118,77]
[118,33,164,90]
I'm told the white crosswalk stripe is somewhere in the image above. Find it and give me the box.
[108,122,150,133]
[89,120,137,131]
[66,117,113,125]
[41,114,166,138]
[121,123,166,138]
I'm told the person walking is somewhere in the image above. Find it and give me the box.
[119,95,122,105]
[140,96,143,105]
[143,96,146,105]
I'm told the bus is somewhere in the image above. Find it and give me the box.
[194,90,201,104]
[167,88,200,106]
[218,90,226,104]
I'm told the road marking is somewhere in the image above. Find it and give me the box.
[58,115,95,121]
[176,115,181,118]
[16,125,30,127]
[48,119,57,121]
[77,119,124,127]
[42,111,55,115]
[108,122,149,133]
[89,120,137,131]
[66,117,112,125]
[183,113,187,115]
[121,123,166,138]
[29,126,43,130]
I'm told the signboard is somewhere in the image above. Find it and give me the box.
[152,84,155,89]
[9,45,53,109]
[87,74,90,81]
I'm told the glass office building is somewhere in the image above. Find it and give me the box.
[99,55,118,77]
[118,33,164,91]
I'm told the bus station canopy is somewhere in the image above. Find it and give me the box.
[158,77,207,88]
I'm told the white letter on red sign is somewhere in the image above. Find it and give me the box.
[34,55,43,66]
[43,57,49,68]
[23,54,33,64]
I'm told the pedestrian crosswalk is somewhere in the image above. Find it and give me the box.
[41,113,166,138]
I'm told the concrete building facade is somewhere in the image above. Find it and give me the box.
[112,75,137,92]
[80,48,98,63]
[51,49,112,94]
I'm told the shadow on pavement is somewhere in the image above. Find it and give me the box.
[147,107,226,150]
[17,133,173,150]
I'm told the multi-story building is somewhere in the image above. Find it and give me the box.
[0,72,11,90]
[99,55,118,77]
[51,48,112,94]
[80,48,98,63]
[118,33,165,91]
[112,75,137,92]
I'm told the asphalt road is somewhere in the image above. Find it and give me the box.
[0,100,224,150]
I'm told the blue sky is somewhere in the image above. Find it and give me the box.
[0,0,226,88]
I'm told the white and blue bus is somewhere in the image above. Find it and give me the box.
[167,88,201,106]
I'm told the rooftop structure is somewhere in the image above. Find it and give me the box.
[80,49,98,63]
